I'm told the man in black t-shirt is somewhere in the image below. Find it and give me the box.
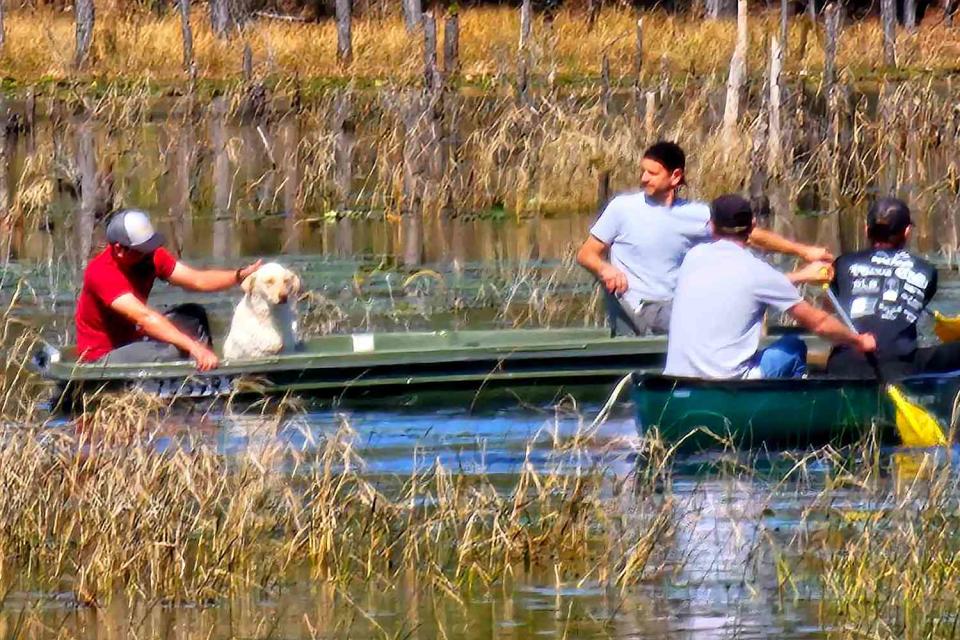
[827,197,960,378]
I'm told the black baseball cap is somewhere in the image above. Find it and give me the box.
[105,209,166,253]
[643,141,686,180]
[710,194,754,235]
[867,197,911,239]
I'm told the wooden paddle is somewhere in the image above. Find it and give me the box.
[823,286,947,447]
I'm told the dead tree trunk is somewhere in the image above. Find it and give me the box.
[336,0,351,65]
[0,103,9,262]
[443,12,459,82]
[600,55,611,117]
[823,3,839,95]
[520,0,532,52]
[819,5,844,253]
[768,36,784,176]
[76,113,96,263]
[170,108,196,256]
[780,0,789,48]
[280,110,302,252]
[24,89,35,155]
[210,0,233,40]
[705,0,736,19]
[634,18,643,122]
[881,0,896,66]
[904,0,916,30]
[403,0,422,33]
[517,1,533,105]
[721,0,748,156]
[210,96,232,259]
[0,0,7,54]
[74,0,95,69]
[179,0,193,72]
[645,91,656,142]
[749,90,770,225]
[333,93,354,256]
[423,12,440,92]
[401,93,426,267]
[243,44,258,85]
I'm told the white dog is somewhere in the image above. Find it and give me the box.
[223,263,302,360]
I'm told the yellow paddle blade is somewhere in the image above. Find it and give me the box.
[933,310,960,343]
[886,384,948,448]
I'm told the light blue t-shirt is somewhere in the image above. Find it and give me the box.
[664,239,803,379]
[589,193,712,310]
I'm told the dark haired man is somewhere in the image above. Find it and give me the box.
[826,197,960,378]
[76,209,262,371]
[665,195,875,379]
[577,141,833,336]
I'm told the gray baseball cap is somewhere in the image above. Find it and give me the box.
[105,209,165,253]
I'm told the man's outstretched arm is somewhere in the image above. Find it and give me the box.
[167,259,262,293]
[749,228,834,263]
[577,236,627,295]
[109,293,219,371]
[788,301,876,353]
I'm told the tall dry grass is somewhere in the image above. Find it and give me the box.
[2,6,960,85]
[0,394,673,607]
[0,382,956,640]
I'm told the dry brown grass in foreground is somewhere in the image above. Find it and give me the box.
[0,394,675,607]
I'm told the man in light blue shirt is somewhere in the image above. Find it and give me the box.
[577,141,834,336]
[665,195,875,379]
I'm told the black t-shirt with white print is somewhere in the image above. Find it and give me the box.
[828,248,937,369]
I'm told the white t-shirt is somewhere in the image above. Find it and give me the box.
[664,239,803,379]
[589,193,712,311]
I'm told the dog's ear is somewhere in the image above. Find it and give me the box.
[241,272,256,294]
[289,273,302,295]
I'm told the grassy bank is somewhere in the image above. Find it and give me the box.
[3,6,960,88]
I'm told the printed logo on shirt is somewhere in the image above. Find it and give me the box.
[882,277,900,302]
[851,296,877,318]
[850,264,894,278]
[870,253,915,268]
[852,277,881,294]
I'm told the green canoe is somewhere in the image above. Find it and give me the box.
[31,328,674,411]
[632,372,960,449]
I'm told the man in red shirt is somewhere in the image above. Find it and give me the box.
[76,209,261,371]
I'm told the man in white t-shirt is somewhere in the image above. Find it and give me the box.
[664,195,876,379]
[577,141,834,336]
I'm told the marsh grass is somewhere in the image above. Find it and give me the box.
[3,6,960,86]
[0,394,669,606]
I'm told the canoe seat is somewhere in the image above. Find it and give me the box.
[351,334,375,353]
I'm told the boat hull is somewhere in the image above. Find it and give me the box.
[32,328,673,411]
[631,372,960,449]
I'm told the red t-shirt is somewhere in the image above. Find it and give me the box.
[75,247,178,362]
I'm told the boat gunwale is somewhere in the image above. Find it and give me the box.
[633,371,960,391]
[40,331,671,382]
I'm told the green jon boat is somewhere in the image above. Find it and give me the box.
[632,372,960,449]
[31,328,676,411]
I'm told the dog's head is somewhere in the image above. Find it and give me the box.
[242,262,301,305]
